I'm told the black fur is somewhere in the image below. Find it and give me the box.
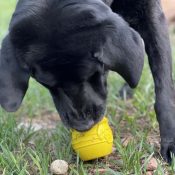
[0,0,173,163]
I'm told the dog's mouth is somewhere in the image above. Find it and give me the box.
[69,114,104,131]
[70,118,95,131]
[58,106,105,132]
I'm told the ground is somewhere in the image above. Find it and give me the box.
[162,0,175,23]
[0,1,175,174]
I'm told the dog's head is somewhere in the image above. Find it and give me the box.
[0,0,144,131]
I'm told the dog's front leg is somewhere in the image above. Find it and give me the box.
[111,0,175,163]
[137,3,175,164]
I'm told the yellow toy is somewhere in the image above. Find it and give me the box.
[71,117,113,161]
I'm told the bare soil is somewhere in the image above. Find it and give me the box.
[162,0,175,23]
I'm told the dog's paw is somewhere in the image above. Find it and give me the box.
[161,139,175,164]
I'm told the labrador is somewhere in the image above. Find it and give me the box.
[0,0,174,163]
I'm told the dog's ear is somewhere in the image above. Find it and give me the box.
[96,14,145,88]
[0,35,30,112]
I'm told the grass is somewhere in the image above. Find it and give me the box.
[0,0,175,174]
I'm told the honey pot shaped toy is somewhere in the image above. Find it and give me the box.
[71,117,113,161]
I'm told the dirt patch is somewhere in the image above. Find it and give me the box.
[162,0,175,23]
[18,111,61,131]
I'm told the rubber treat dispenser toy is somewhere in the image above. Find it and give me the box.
[71,117,113,161]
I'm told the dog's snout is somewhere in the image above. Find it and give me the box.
[60,105,105,131]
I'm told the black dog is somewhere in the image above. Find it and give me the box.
[0,0,174,163]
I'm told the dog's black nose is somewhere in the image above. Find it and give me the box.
[71,119,95,131]
[69,114,104,131]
